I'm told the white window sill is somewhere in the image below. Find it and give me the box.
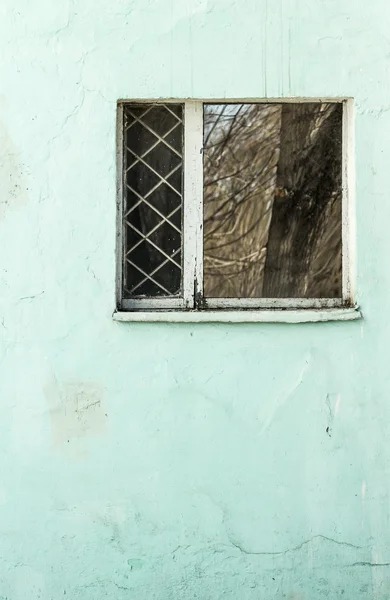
[113,307,361,323]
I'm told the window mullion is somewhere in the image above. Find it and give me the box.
[116,102,124,309]
[183,101,203,309]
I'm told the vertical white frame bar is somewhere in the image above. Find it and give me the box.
[342,98,355,305]
[183,101,204,308]
[116,102,124,309]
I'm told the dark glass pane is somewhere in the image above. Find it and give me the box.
[143,143,181,178]
[153,260,181,289]
[142,105,180,137]
[166,168,182,193]
[203,103,343,298]
[164,128,183,153]
[145,184,181,215]
[123,104,183,298]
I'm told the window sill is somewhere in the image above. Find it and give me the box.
[113,307,361,323]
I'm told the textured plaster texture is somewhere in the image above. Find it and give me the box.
[0,0,389,598]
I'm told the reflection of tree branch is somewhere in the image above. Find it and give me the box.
[204,104,226,147]
[206,204,272,252]
[202,103,280,297]
[204,129,280,187]
[205,169,276,239]
[204,251,266,278]
[205,148,276,213]
[262,103,342,298]
[217,105,244,156]
[204,142,278,243]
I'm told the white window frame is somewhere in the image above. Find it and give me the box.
[115,98,360,323]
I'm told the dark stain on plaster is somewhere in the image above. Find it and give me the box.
[325,393,334,437]
[0,120,29,219]
[45,378,106,446]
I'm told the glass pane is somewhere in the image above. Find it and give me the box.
[203,103,343,298]
[123,104,183,298]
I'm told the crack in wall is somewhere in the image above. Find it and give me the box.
[197,490,363,559]
[349,562,390,568]
[228,534,363,556]
[19,291,45,301]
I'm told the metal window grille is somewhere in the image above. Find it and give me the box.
[123,104,184,298]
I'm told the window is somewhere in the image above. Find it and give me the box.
[116,100,354,315]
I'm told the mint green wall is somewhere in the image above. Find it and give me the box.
[0,0,389,598]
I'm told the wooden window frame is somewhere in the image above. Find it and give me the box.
[115,98,358,322]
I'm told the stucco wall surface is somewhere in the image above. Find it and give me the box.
[0,0,389,598]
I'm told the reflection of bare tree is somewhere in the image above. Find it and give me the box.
[262,103,342,298]
[203,102,342,299]
[204,104,281,297]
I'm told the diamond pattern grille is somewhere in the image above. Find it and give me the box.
[123,104,183,298]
